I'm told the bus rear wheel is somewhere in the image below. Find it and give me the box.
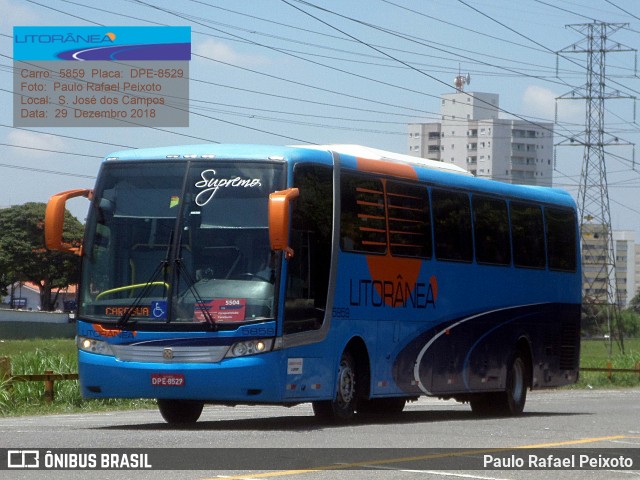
[157,399,204,424]
[312,351,357,422]
[470,353,528,416]
[504,355,527,414]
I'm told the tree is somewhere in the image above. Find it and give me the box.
[0,202,84,311]
[628,290,640,315]
[619,309,640,338]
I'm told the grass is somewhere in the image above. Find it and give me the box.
[0,338,154,417]
[576,337,640,388]
[0,338,76,357]
[0,337,639,416]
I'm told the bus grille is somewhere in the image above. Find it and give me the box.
[110,344,229,363]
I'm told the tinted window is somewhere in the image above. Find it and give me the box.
[473,196,511,266]
[432,189,473,262]
[510,203,546,269]
[387,181,431,258]
[545,207,577,272]
[341,174,386,254]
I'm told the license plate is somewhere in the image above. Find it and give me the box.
[151,373,185,387]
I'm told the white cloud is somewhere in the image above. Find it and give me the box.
[0,0,42,30]
[6,129,66,157]
[521,85,557,121]
[194,39,269,67]
[521,84,584,125]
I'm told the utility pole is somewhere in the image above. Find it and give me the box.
[556,22,636,355]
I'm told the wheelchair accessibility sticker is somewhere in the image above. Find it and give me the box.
[151,301,168,320]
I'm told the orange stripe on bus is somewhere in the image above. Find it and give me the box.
[356,157,418,179]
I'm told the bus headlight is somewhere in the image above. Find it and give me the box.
[226,339,274,358]
[77,336,114,356]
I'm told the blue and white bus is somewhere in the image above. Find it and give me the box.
[45,144,581,423]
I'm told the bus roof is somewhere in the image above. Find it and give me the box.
[105,143,466,175]
[292,144,471,176]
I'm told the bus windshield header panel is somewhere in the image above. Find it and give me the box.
[81,159,285,327]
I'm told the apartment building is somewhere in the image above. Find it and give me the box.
[408,91,554,186]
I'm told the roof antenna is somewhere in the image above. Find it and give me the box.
[454,65,471,91]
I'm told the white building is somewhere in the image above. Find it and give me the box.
[614,230,637,308]
[579,229,639,308]
[635,244,640,302]
[408,91,554,186]
[1,282,77,311]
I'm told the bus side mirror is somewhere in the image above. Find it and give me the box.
[45,189,92,255]
[268,188,299,259]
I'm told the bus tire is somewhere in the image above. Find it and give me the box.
[470,353,528,416]
[358,397,406,415]
[312,350,357,422]
[157,399,204,424]
[504,354,527,415]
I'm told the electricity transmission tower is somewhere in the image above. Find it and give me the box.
[556,22,636,354]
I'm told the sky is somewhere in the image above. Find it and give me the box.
[1,0,640,235]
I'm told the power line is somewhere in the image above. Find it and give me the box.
[176,0,581,77]
[23,0,102,26]
[4,2,450,134]
[451,1,640,141]
[281,0,576,142]
[0,141,103,158]
[6,1,639,150]
[603,0,640,22]
[531,0,599,22]
[134,0,587,127]
[12,0,592,129]
[382,0,550,55]
[0,161,96,179]
[0,124,136,150]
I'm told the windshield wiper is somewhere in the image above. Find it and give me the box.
[117,161,217,328]
[117,258,170,327]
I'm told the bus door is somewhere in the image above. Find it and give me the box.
[282,164,334,399]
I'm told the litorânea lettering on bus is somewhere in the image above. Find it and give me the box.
[349,276,436,309]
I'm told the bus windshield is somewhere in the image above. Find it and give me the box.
[80,160,285,327]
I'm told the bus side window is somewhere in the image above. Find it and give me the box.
[472,195,511,266]
[510,202,546,269]
[545,207,577,272]
[432,189,473,263]
[387,181,432,259]
[284,164,334,335]
[340,173,386,254]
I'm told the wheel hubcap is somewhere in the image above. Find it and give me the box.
[337,360,355,405]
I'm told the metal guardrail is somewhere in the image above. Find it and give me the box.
[580,362,640,380]
[0,357,78,403]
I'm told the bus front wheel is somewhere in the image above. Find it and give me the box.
[157,399,204,424]
[312,351,357,422]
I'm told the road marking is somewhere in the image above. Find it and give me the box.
[514,434,635,449]
[354,465,514,480]
[205,435,640,480]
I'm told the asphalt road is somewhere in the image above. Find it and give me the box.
[0,388,638,480]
